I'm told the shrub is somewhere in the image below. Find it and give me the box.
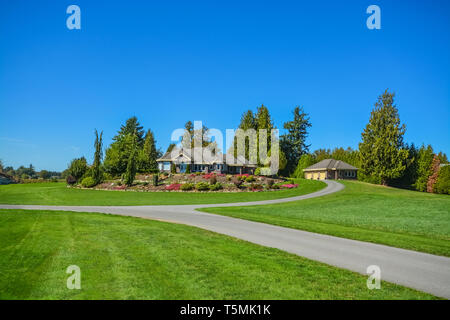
[250,183,263,191]
[233,179,243,189]
[67,157,88,182]
[226,175,232,181]
[267,179,274,188]
[196,182,210,191]
[181,183,194,191]
[152,174,159,186]
[280,183,298,189]
[434,166,450,195]
[66,175,77,185]
[209,182,222,191]
[165,183,181,191]
[254,168,261,176]
[81,176,96,188]
[272,184,280,189]
[186,164,191,174]
[245,175,255,183]
[170,163,176,174]
[210,176,217,185]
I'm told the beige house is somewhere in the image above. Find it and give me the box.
[156,148,257,174]
[304,159,358,180]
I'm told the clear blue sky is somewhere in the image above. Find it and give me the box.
[1,0,449,171]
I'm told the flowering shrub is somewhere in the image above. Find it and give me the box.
[203,173,216,180]
[165,183,181,191]
[280,184,298,189]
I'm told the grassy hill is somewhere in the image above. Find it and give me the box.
[0,209,435,299]
[201,181,450,256]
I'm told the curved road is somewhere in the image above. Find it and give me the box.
[1,180,449,299]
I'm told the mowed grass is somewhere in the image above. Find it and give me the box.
[202,181,450,257]
[0,210,436,300]
[0,179,325,206]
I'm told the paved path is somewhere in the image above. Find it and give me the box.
[1,180,449,299]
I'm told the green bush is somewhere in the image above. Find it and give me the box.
[67,157,88,182]
[152,174,159,186]
[81,176,96,188]
[209,182,222,191]
[185,164,191,174]
[196,182,210,191]
[434,166,450,195]
[254,168,261,176]
[245,175,255,182]
[181,183,194,191]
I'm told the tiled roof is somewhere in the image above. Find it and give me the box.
[303,159,358,171]
[156,147,256,167]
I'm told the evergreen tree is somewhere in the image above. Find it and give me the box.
[255,105,274,165]
[122,134,137,186]
[232,110,257,159]
[359,90,409,185]
[114,116,145,147]
[434,165,450,194]
[92,129,103,184]
[105,117,145,176]
[280,106,312,174]
[313,149,332,162]
[437,152,449,164]
[138,129,158,173]
[292,154,316,178]
[166,143,176,153]
[413,145,434,192]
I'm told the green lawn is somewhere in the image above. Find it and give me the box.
[201,181,450,257]
[0,179,325,206]
[0,209,435,299]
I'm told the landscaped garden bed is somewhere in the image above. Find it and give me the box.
[83,173,298,193]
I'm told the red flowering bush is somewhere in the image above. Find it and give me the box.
[280,184,298,189]
[203,173,216,180]
[165,183,181,191]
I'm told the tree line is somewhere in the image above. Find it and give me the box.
[56,90,450,194]
[65,117,161,187]
[291,90,449,194]
[0,161,61,181]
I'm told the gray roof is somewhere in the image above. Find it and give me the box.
[156,147,257,167]
[303,159,358,171]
